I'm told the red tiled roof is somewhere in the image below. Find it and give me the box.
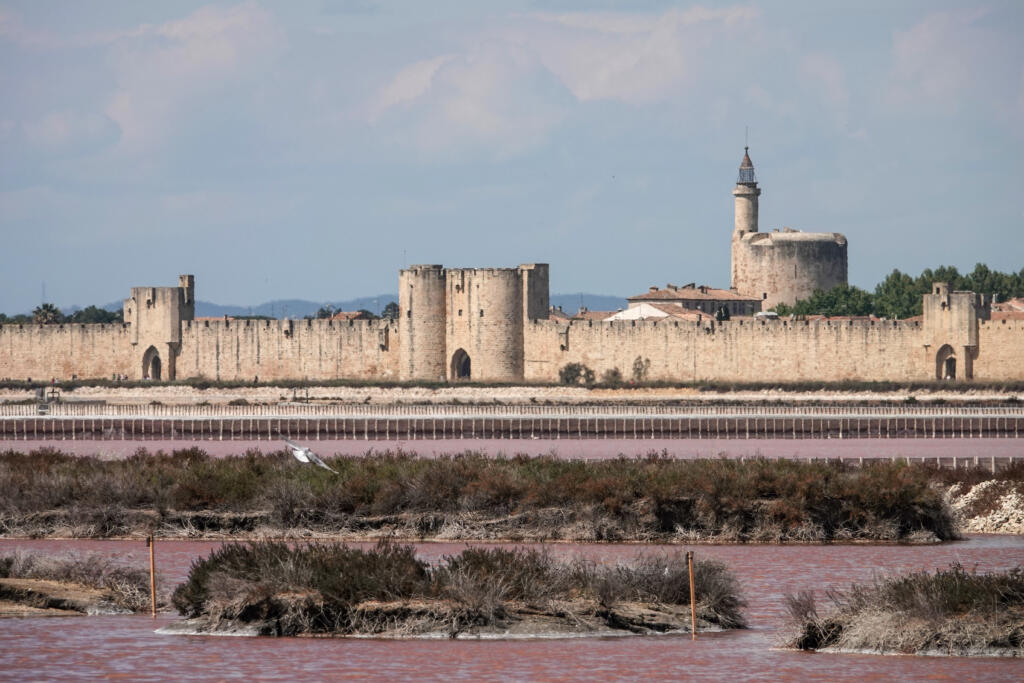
[628,285,761,302]
[573,309,617,321]
[646,303,707,321]
[992,298,1024,313]
[331,311,372,321]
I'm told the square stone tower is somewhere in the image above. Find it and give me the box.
[123,274,195,380]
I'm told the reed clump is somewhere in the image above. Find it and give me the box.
[0,551,156,612]
[171,541,745,637]
[0,448,966,542]
[784,563,1024,656]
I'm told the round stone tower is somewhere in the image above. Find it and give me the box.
[399,264,447,381]
[730,148,848,310]
[445,268,524,382]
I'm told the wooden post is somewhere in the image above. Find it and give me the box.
[687,550,697,640]
[147,536,157,618]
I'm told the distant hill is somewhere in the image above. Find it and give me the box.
[194,296,398,319]
[60,293,628,319]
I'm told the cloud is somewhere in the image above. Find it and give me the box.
[369,55,455,118]
[23,110,111,148]
[800,54,848,110]
[371,46,569,158]
[367,6,760,156]
[886,9,1010,112]
[104,2,285,154]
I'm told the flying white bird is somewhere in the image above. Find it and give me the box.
[283,438,338,474]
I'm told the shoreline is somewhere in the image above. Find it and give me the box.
[3,384,1022,407]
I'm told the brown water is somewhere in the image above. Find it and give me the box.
[1,536,1022,681]
[8,437,1024,460]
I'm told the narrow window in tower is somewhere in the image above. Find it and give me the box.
[458,309,462,316]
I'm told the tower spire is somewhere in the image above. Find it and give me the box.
[737,146,757,185]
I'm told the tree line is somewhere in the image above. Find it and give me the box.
[771,263,1024,319]
[0,304,122,325]
[0,301,403,325]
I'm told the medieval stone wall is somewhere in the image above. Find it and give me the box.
[524,317,926,383]
[175,318,399,381]
[974,319,1024,381]
[0,323,135,381]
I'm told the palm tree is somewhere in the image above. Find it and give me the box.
[32,303,63,324]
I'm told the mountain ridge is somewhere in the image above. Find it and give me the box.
[67,294,628,319]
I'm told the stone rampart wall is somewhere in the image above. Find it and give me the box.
[0,323,135,380]
[175,318,399,381]
[524,318,927,383]
[974,320,1024,381]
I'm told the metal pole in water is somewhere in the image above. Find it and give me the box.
[147,536,157,618]
[687,550,697,640]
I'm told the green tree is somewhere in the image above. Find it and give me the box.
[873,269,922,319]
[381,302,400,320]
[315,305,335,319]
[69,306,122,324]
[357,309,379,320]
[771,285,874,317]
[32,303,64,324]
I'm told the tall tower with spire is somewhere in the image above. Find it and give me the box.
[730,146,848,308]
[732,147,760,235]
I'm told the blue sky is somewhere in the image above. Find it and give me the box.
[1,1,1022,312]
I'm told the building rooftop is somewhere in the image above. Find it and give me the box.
[607,302,709,322]
[628,284,762,303]
[330,311,374,321]
[572,307,618,321]
[992,297,1024,313]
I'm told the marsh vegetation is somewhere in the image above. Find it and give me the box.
[785,563,1024,656]
[0,449,975,542]
[171,541,745,637]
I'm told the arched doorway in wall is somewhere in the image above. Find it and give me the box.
[142,346,162,381]
[451,349,471,380]
[935,344,956,380]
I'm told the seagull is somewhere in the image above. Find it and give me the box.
[283,438,338,474]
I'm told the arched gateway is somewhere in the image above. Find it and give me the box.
[142,346,162,380]
[450,349,471,380]
[935,344,956,381]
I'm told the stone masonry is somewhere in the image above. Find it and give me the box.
[1,150,1019,385]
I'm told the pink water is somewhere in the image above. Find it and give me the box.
[1,536,1022,681]
[8,437,1024,460]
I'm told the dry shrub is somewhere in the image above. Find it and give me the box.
[172,543,747,636]
[785,563,1024,654]
[0,550,156,612]
[0,449,970,542]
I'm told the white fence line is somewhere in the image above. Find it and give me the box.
[1,403,1022,420]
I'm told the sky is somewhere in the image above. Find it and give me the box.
[1,1,1022,313]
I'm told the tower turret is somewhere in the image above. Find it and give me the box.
[732,147,760,235]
